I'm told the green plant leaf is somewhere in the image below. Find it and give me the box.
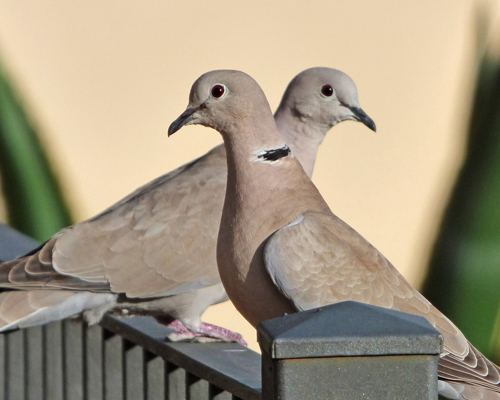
[0,59,73,242]
[422,48,500,359]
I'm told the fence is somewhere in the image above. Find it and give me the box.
[0,223,442,399]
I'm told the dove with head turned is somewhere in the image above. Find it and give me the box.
[169,69,500,399]
[0,68,373,345]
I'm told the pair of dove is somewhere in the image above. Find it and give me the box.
[166,70,500,400]
[0,67,496,400]
[0,68,374,345]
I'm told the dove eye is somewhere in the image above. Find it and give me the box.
[211,84,226,99]
[321,85,334,97]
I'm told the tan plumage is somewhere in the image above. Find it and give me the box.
[0,146,229,336]
[168,69,500,399]
[0,68,373,342]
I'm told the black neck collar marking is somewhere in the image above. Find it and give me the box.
[257,145,291,162]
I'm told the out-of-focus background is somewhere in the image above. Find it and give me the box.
[0,0,499,352]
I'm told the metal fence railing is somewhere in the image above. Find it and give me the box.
[0,316,261,400]
[0,223,443,400]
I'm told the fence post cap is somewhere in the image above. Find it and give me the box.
[257,301,443,359]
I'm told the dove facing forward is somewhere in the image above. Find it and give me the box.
[0,68,374,344]
[168,69,500,400]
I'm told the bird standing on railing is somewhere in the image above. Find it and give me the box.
[168,69,500,400]
[0,68,375,345]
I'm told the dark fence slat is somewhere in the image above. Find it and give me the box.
[86,324,104,400]
[64,319,85,400]
[167,363,186,400]
[0,334,5,400]
[209,384,232,400]
[146,355,166,400]
[125,343,145,400]
[44,321,64,400]
[104,333,125,400]
[26,326,44,400]
[187,372,209,400]
[6,329,25,400]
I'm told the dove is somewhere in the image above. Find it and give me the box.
[0,67,374,344]
[168,69,500,399]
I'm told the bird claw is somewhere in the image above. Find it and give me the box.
[189,336,223,343]
[165,331,200,342]
[198,322,248,346]
[164,330,222,343]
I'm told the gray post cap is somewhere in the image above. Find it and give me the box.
[257,301,443,359]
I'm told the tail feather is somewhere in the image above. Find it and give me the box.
[440,381,500,399]
[0,290,117,331]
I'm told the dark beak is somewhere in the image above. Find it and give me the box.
[168,107,199,136]
[350,107,376,132]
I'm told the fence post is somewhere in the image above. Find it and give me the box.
[258,301,442,400]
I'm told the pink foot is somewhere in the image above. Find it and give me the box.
[155,317,247,346]
[156,317,199,341]
[199,322,247,346]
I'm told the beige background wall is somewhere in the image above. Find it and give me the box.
[0,0,499,350]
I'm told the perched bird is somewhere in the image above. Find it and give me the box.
[0,68,374,344]
[168,69,500,399]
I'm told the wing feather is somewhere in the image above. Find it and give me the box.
[0,145,226,298]
[264,211,500,392]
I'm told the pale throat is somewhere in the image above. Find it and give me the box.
[284,129,326,178]
[275,111,329,178]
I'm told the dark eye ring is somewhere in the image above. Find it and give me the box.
[321,84,334,97]
[211,84,225,98]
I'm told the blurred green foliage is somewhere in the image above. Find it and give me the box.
[0,60,73,242]
[422,40,500,360]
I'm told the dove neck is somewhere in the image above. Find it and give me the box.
[274,105,328,178]
[218,125,329,325]
[219,124,324,266]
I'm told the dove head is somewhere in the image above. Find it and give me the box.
[168,70,277,140]
[275,67,376,133]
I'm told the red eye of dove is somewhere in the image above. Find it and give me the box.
[211,84,225,98]
[321,84,333,97]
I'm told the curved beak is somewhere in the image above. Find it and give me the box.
[168,106,200,136]
[350,106,376,132]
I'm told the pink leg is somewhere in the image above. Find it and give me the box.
[155,317,201,341]
[164,319,190,332]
